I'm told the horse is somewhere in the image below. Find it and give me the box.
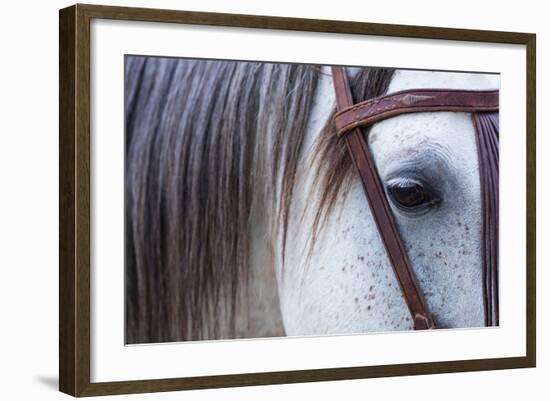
[124,56,499,344]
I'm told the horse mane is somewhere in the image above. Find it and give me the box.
[125,56,394,343]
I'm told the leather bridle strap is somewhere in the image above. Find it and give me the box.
[331,66,435,330]
[334,87,499,137]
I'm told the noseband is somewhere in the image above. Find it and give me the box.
[331,66,499,329]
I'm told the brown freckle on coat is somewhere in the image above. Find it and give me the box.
[354,297,359,303]
[417,252,425,257]
[457,221,462,227]
[367,305,372,311]
[370,131,379,143]
[341,266,346,271]
[369,285,374,291]
[465,224,470,231]
[357,256,365,261]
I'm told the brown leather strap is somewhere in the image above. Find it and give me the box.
[331,66,435,330]
[334,88,499,137]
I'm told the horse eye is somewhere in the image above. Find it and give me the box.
[387,178,437,211]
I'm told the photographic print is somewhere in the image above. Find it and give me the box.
[124,56,500,344]
[60,5,535,395]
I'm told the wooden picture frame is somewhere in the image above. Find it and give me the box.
[59,3,536,397]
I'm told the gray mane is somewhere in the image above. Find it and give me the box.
[125,56,394,343]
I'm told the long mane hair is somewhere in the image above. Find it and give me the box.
[125,56,394,343]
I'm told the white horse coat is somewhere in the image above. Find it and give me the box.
[252,68,499,336]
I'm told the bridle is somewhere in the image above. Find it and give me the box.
[331,66,499,330]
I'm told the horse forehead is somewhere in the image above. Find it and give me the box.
[370,69,497,169]
[388,69,499,92]
[368,112,476,169]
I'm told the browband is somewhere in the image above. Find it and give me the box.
[334,88,499,137]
